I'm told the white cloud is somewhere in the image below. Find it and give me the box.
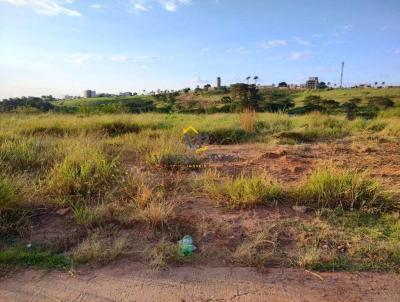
[261,40,287,49]
[289,52,310,61]
[394,49,400,55]
[131,0,151,11]
[91,4,105,9]
[131,0,191,12]
[110,55,156,62]
[0,0,82,16]
[65,53,102,65]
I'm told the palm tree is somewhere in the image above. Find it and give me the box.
[374,82,378,87]
[327,82,331,87]
[382,81,386,87]
[246,76,251,84]
[254,76,259,85]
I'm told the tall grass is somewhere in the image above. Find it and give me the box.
[45,139,120,200]
[206,175,282,208]
[297,167,392,211]
[239,108,257,133]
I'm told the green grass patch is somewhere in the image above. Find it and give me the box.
[206,175,282,208]
[297,167,392,211]
[0,246,71,270]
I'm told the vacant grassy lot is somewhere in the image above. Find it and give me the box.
[0,111,399,273]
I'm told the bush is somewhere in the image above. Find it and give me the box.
[297,167,392,211]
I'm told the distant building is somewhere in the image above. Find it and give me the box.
[306,77,319,89]
[216,77,221,89]
[119,92,133,96]
[83,90,96,98]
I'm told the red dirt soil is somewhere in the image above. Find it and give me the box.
[1,262,400,302]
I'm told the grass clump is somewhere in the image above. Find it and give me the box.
[72,229,128,264]
[234,224,283,266]
[0,246,71,270]
[240,108,257,133]
[208,128,249,144]
[0,136,58,173]
[45,142,119,199]
[148,239,185,271]
[97,121,140,136]
[297,167,392,211]
[0,176,19,209]
[206,175,282,208]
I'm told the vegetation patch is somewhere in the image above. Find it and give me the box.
[97,121,140,136]
[206,175,282,208]
[45,143,120,199]
[0,246,71,270]
[72,229,128,264]
[297,167,392,211]
[208,128,250,144]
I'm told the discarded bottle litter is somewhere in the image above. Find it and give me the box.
[178,235,196,256]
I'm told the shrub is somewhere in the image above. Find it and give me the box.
[297,167,392,211]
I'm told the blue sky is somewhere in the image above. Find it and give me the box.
[0,0,400,98]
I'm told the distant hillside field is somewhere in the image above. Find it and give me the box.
[55,88,400,108]
[293,88,400,105]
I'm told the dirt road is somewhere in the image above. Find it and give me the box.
[1,262,400,302]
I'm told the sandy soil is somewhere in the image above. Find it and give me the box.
[1,262,400,302]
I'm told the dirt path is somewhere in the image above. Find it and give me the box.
[1,262,400,302]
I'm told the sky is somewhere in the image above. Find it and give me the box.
[0,0,400,99]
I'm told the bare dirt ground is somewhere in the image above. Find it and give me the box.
[1,261,400,302]
[204,140,400,189]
